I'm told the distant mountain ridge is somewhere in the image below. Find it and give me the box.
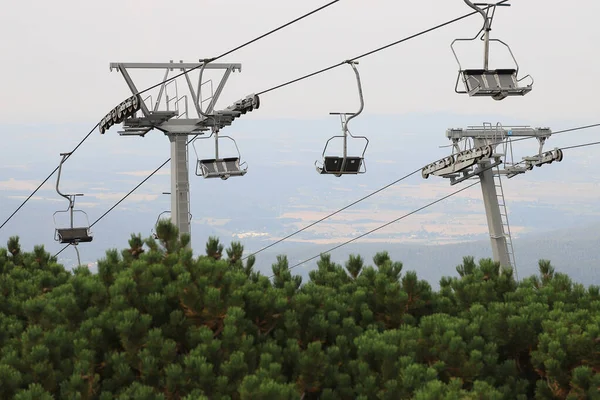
[247,221,600,289]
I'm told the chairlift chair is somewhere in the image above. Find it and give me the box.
[451,0,533,100]
[190,59,249,180]
[192,129,248,180]
[316,61,369,177]
[53,152,93,245]
[151,209,193,239]
[151,211,171,239]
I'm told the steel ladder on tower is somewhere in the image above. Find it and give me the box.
[493,166,518,280]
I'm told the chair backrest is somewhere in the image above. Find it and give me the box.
[495,69,517,89]
[463,69,518,91]
[223,157,241,172]
[200,159,218,175]
[343,157,362,173]
[215,160,228,174]
[463,69,494,90]
[323,156,343,173]
[199,158,246,178]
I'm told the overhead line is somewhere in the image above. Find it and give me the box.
[488,123,600,169]
[269,137,600,276]
[88,159,171,231]
[57,0,510,253]
[561,140,600,151]
[272,180,481,277]
[510,122,600,145]
[243,167,422,260]
[0,166,59,231]
[257,0,509,96]
[554,123,600,137]
[47,0,597,260]
[0,123,99,231]
[65,123,600,260]
[52,135,200,258]
[133,0,342,98]
[215,0,341,60]
[247,123,600,260]
[53,159,170,258]
[1,1,341,233]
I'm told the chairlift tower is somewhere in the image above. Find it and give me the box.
[101,60,259,242]
[421,124,564,276]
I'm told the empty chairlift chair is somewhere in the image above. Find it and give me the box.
[190,59,253,181]
[55,225,93,244]
[193,129,248,180]
[151,208,192,239]
[315,61,369,176]
[316,119,368,176]
[451,0,533,101]
[53,152,93,245]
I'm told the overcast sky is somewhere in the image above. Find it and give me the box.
[1,0,599,124]
[2,0,600,268]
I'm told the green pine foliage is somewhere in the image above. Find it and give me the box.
[0,221,598,399]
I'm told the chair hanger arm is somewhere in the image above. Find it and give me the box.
[343,61,365,132]
[197,58,217,119]
[464,0,490,30]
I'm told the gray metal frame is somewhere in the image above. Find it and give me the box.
[106,60,243,136]
[421,122,562,275]
[316,61,370,177]
[439,124,562,181]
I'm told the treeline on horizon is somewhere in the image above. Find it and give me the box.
[0,220,598,399]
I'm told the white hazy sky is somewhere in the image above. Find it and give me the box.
[1,0,599,124]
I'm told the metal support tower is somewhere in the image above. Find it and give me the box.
[101,60,258,243]
[422,124,562,275]
[474,137,511,268]
[170,135,191,237]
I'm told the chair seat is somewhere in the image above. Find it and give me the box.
[319,156,363,174]
[462,69,531,99]
[57,228,93,244]
[199,158,247,179]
